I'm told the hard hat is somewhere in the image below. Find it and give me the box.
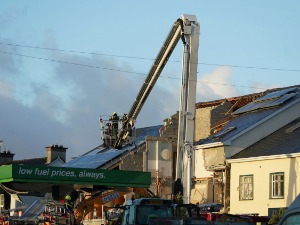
[113,112,117,115]
[65,195,71,200]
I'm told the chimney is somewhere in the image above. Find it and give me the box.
[0,141,15,164]
[46,144,67,164]
[0,150,15,164]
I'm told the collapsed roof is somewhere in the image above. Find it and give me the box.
[196,85,300,146]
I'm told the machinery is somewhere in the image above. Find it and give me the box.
[113,14,199,152]
[74,13,274,225]
[74,190,122,224]
[101,14,199,203]
[74,188,154,225]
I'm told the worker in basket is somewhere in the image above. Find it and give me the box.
[109,112,120,136]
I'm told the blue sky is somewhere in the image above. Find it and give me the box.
[0,0,299,160]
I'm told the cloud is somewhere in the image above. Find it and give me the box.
[0,94,62,160]
[0,38,179,160]
[0,81,14,98]
[1,39,278,162]
[0,42,21,75]
[197,66,241,101]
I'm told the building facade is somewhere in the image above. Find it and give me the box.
[228,154,300,216]
[194,85,300,213]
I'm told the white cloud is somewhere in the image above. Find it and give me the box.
[197,66,241,101]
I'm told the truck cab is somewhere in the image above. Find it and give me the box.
[121,198,174,225]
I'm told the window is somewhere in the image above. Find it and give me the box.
[239,175,253,200]
[270,173,284,198]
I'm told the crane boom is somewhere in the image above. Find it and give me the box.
[114,15,199,152]
[113,18,184,149]
[176,15,199,203]
[113,15,200,203]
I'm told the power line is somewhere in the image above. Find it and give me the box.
[198,62,300,72]
[162,74,265,90]
[1,41,300,73]
[0,50,146,76]
[0,50,267,91]
[0,42,153,61]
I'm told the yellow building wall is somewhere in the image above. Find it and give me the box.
[230,156,300,216]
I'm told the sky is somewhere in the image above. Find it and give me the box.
[0,0,299,160]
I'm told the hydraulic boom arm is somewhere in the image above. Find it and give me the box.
[114,15,199,151]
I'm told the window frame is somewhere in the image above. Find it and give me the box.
[239,174,254,201]
[270,172,284,199]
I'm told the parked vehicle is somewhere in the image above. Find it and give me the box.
[121,198,174,225]
[277,194,300,225]
[120,198,270,225]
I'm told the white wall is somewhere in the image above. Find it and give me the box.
[194,149,213,178]
[147,140,173,178]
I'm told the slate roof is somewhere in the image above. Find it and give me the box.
[62,125,162,169]
[230,117,300,159]
[196,85,300,145]
[1,157,63,166]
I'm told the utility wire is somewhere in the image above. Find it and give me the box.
[0,42,153,60]
[0,50,146,76]
[1,41,300,73]
[198,62,300,72]
[0,50,268,91]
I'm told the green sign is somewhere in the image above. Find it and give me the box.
[0,165,151,188]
